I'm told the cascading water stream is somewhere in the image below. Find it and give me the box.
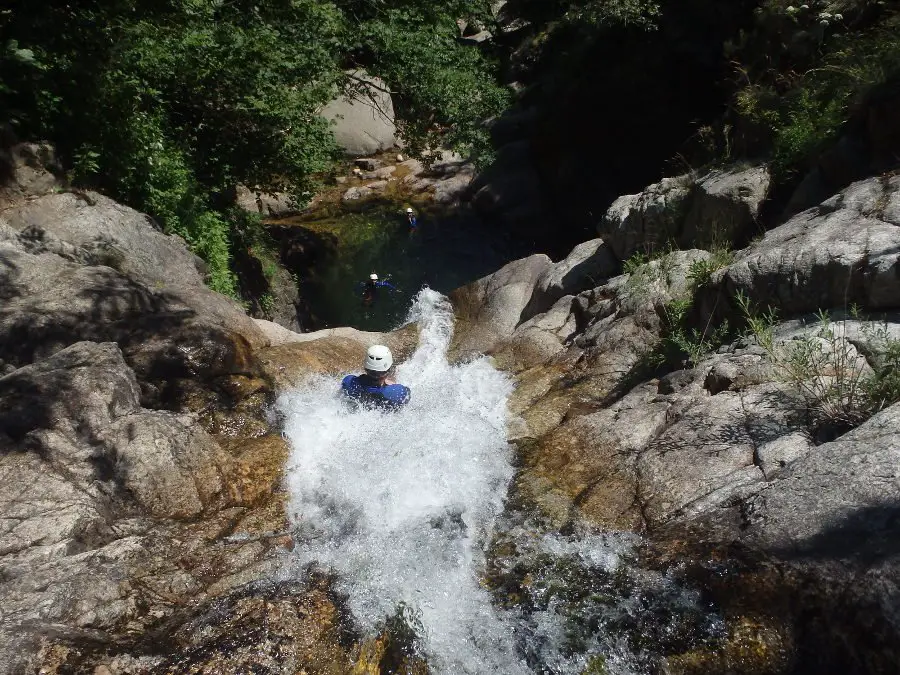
[277,288,722,674]
[278,288,529,672]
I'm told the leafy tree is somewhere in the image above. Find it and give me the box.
[0,0,511,295]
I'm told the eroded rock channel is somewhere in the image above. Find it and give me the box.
[2,135,900,675]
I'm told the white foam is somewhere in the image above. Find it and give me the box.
[277,288,712,674]
[278,288,529,673]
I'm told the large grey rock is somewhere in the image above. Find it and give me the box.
[520,238,618,322]
[0,203,265,404]
[450,253,552,355]
[0,536,150,674]
[579,249,711,344]
[491,294,579,373]
[321,71,397,157]
[706,175,900,315]
[736,402,900,553]
[0,341,287,673]
[235,184,297,217]
[105,411,229,519]
[0,141,62,206]
[1,192,266,351]
[503,250,713,439]
[516,382,670,530]
[254,318,387,348]
[600,174,694,261]
[341,185,374,202]
[401,150,476,204]
[637,382,803,525]
[0,342,229,523]
[4,191,204,288]
[0,238,260,386]
[681,165,771,247]
[600,165,771,260]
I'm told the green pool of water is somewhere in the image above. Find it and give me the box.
[278,204,533,332]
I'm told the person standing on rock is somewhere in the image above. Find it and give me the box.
[358,273,399,306]
[341,345,411,410]
[406,207,418,232]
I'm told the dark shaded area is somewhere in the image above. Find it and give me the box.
[771,503,900,567]
[271,202,531,332]
[0,255,263,416]
[777,73,900,219]
[650,495,900,674]
[0,250,21,302]
[265,221,339,330]
[483,0,760,247]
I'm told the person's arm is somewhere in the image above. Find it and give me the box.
[341,374,356,393]
[377,280,398,291]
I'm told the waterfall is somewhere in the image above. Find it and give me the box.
[277,288,720,674]
[278,288,529,673]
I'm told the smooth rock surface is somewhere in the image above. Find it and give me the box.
[450,253,552,355]
[235,184,296,217]
[681,164,771,247]
[342,185,374,202]
[321,71,397,157]
[600,174,694,261]
[0,141,62,206]
[705,175,900,315]
[0,341,289,673]
[600,165,771,260]
[520,238,618,322]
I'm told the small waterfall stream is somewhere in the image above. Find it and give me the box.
[277,289,721,674]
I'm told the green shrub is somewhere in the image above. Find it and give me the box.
[727,4,900,176]
[739,294,900,432]
[686,248,735,289]
[664,305,731,368]
[259,292,276,318]
[623,251,650,276]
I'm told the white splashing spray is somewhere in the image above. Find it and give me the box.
[278,288,531,673]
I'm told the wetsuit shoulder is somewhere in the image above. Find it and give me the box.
[341,374,359,392]
[381,384,411,405]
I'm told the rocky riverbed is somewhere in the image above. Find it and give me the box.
[450,165,900,673]
[2,134,900,673]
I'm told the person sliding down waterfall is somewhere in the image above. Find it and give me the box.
[341,345,410,410]
[358,273,399,306]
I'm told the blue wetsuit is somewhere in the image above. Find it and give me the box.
[341,374,411,410]
[359,279,398,305]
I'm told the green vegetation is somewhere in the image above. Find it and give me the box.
[0,0,509,296]
[660,295,732,369]
[619,248,899,436]
[739,294,900,433]
[686,248,735,289]
[581,655,609,675]
[723,0,900,176]
[623,246,736,371]
[555,0,660,29]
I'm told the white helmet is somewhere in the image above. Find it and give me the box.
[365,345,393,372]
[370,273,378,281]
[406,207,414,214]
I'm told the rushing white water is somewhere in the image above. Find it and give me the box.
[278,288,530,673]
[277,288,720,673]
